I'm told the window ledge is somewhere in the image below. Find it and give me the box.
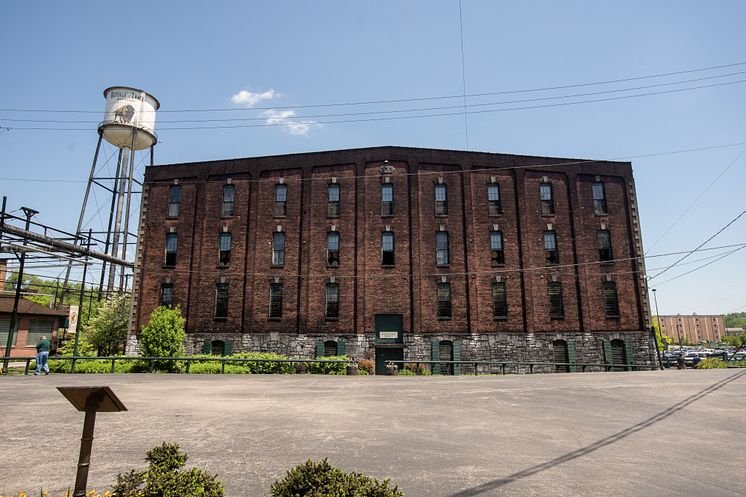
[166,216,179,220]
[220,216,234,220]
[325,317,340,321]
[380,214,394,218]
[594,212,609,217]
[326,265,340,269]
[550,315,565,320]
[600,261,614,266]
[493,316,508,321]
[381,264,396,268]
[272,215,287,219]
[491,262,506,268]
[327,215,340,219]
[216,265,230,269]
[268,317,282,321]
[162,265,175,270]
[213,317,227,321]
[541,214,556,217]
[435,214,449,218]
[437,316,453,321]
[270,264,285,269]
[605,315,621,320]
[436,264,450,268]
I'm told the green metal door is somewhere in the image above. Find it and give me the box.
[375,347,404,375]
[375,314,403,374]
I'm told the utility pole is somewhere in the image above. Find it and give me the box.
[651,288,664,370]
[2,205,38,374]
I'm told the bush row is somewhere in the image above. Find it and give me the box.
[39,353,352,375]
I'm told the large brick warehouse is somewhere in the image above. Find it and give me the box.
[127,146,654,374]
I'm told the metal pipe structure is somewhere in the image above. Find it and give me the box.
[71,230,92,374]
[2,206,38,374]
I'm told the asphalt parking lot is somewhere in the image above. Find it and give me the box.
[1,369,744,497]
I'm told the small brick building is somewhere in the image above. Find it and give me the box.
[0,296,66,358]
[128,146,653,373]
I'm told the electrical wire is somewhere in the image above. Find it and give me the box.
[654,245,746,286]
[2,60,746,114]
[648,209,746,280]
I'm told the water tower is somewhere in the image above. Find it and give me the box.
[63,86,160,296]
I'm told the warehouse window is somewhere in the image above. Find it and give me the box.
[222,184,235,217]
[327,184,340,217]
[324,340,338,356]
[274,184,287,217]
[593,181,608,215]
[218,232,232,267]
[0,319,17,347]
[210,340,225,356]
[325,283,339,319]
[326,231,340,267]
[490,230,505,266]
[382,232,395,266]
[272,232,285,267]
[553,340,570,372]
[214,283,229,319]
[160,283,173,307]
[381,184,394,216]
[26,319,53,347]
[540,182,554,215]
[492,282,507,319]
[437,282,452,319]
[164,233,178,267]
[436,231,449,266]
[439,340,454,375]
[168,185,181,217]
[434,184,448,216]
[548,281,564,318]
[544,230,559,265]
[603,280,620,318]
[598,229,612,262]
[269,283,283,318]
[487,183,502,216]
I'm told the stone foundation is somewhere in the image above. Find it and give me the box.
[127,330,655,372]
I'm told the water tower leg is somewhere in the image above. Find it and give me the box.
[119,130,137,291]
[62,133,103,296]
[99,148,123,299]
[107,148,129,294]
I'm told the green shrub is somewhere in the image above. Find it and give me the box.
[270,459,403,497]
[186,353,293,374]
[697,358,727,369]
[111,442,223,497]
[139,306,186,372]
[404,363,432,376]
[307,355,349,375]
[47,358,141,374]
[357,359,374,375]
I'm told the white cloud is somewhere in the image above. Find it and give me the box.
[262,109,320,136]
[230,89,278,107]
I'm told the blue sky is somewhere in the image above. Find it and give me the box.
[1,1,745,316]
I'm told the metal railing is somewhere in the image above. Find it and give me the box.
[387,359,656,375]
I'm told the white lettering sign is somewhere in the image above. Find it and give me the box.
[379,331,398,339]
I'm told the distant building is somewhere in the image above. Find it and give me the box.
[0,296,67,358]
[129,146,653,373]
[656,314,725,344]
[724,327,744,337]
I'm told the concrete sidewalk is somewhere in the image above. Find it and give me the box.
[1,369,744,496]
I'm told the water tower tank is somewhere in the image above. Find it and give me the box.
[99,86,160,150]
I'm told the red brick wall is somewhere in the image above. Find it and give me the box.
[132,147,645,342]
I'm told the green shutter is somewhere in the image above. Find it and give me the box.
[224,340,233,356]
[431,340,441,375]
[602,340,612,367]
[315,340,324,358]
[625,338,634,371]
[453,341,462,376]
[201,341,212,354]
[337,340,346,356]
[567,340,577,373]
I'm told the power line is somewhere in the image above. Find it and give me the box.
[8,70,746,126]
[2,61,746,115]
[645,146,746,254]
[654,245,746,286]
[648,209,746,281]
[5,77,746,132]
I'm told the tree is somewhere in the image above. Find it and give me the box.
[139,306,186,371]
[725,312,746,330]
[84,293,130,356]
[651,317,672,351]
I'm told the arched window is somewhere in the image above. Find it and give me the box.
[610,339,626,371]
[553,340,569,372]
[211,340,225,356]
[439,340,454,375]
[324,340,338,357]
